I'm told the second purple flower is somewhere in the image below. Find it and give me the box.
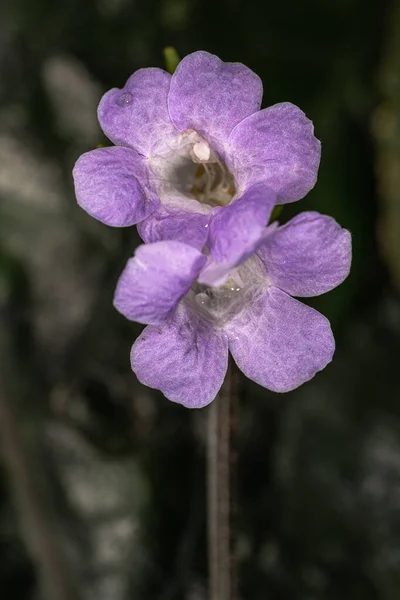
[113,205,351,408]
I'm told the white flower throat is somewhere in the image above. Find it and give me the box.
[148,131,236,212]
[187,256,267,326]
[192,278,243,323]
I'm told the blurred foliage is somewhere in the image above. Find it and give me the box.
[0,0,400,599]
[163,46,181,74]
[373,0,400,293]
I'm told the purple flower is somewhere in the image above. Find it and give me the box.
[113,210,351,408]
[73,51,321,261]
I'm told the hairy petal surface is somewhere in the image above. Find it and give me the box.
[227,102,321,203]
[73,147,159,226]
[131,304,229,408]
[199,184,275,285]
[258,212,352,297]
[226,286,334,392]
[168,51,262,157]
[138,206,210,250]
[113,241,206,325]
[98,68,178,156]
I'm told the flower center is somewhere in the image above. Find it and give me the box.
[148,131,236,212]
[190,161,236,207]
[189,277,243,325]
[186,256,266,326]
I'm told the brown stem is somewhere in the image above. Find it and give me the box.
[207,358,238,600]
[0,381,79,600]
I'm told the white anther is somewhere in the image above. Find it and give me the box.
[193,141,211,162]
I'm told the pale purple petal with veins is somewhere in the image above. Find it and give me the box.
[98,68,178,156]
[257,212,352,297]
[226,286,335,392]
[131,303,228,408]
[227,102,321,202]
[113,241,206,325]
[168,51,262,157]
[199,183,275,285]
[73,146,159,226]
[138,206,210,250]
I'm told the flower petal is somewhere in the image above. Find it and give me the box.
[73,146,159,226]
[131,303,228,408]
[257,212,352,297]
[198,183,275,285]
[137,206,210,250]
[227,103,321,203]
[98,68,178,156]
[226,286,334,392]
[168,51,262,157]
[113,241,206,325]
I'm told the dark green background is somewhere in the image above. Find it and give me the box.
[1,0,400,598]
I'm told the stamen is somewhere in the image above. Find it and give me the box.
[203,163,213,205]
[149,130,236,209]
[193,141,211,162]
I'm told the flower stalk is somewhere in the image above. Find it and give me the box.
[207,358,237,600]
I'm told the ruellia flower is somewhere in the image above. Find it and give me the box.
[113,205,352,408]
[73,51,321,257]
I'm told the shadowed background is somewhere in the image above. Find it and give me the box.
[1,0,400,598]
